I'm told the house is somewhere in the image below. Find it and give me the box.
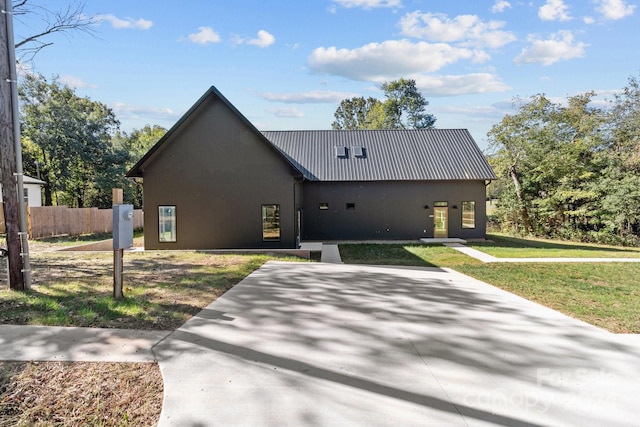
[127,87,497,250]
[0,175,46,207]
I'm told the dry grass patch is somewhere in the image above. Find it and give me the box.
[0,361,162,426]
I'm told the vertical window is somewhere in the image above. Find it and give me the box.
[462,201,476,229]
[262,204,280,241]
[23,188,29,204]
[158,206,176,242]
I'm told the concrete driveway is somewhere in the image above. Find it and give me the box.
[153,261,640,426]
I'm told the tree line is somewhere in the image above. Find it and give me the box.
[487,75,640,246]
[19,73,165,209]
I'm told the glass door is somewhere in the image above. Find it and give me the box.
[433,202,448,238]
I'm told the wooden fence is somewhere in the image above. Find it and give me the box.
[0,204,143,238]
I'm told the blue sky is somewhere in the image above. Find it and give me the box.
[13,0,639,149]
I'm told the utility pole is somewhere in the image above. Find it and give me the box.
[0,0,30,290]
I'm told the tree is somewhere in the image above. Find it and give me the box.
[113,124,167,208]
[332,78,436,130]
[380,78,436,129]
[331,97,382,130]
[19,73,124,208]
[487,93,606,237]
[12,0,95,60]
[0,1,97,291]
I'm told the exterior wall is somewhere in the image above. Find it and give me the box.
[0,182,43,207]
[25,184,43,207]
[301,180,488,240]
[142,96,297,249]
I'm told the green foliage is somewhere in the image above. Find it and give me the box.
[487,76,640,245]
[380,78,436,129]
[19,73,123,208]
[113,125,167,207]
[332,78,436,130]
[19,74,167,208]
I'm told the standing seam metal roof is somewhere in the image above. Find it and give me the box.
[262,129,497,182]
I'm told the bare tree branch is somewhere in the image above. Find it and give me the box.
[12,0,97,61]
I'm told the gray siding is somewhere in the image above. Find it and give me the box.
[302,180,488,240]
[142,95,298,249]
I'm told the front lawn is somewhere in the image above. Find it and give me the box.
[339,242,640,333]
[1,251,305,330]
[469,234,640,258]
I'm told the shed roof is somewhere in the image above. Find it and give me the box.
[263,129,497,181]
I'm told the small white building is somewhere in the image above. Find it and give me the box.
[0,175,46,207]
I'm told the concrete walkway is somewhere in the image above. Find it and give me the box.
[444,242,640,263]
[0,325,170,362]
[153,261,640,427]
[320,243,343,263]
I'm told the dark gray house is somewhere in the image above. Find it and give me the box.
[127,87,497,250]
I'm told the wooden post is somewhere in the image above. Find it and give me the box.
[112,188,123,205]
[113,248,123,300]
[0,1,24,290]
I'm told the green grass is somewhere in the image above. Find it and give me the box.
[469,234,640,258]
[338,243,482,267]
[0,251,305,330]
[339,241,640,333]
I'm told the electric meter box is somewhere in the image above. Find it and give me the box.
[113,204,134,249]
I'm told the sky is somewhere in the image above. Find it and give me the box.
[12,0,640,150]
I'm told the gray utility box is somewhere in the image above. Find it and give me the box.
[113,204,134,249]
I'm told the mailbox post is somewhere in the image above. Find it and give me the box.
[113,204,134,300]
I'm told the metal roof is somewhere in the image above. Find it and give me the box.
[263,129,497,182]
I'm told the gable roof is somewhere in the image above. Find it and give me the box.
[263,129,497,181]
[126,86,302,178]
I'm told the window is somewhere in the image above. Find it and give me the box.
[23,188,29,204]
[353,146,366,158]
[158,206,176,242]
[346,202,356,210]
[262,204,280,241]
[335,146,347,158]
[462,201,476,229]
[319,203,329,210]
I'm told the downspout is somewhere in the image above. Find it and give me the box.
[5,1,31,289]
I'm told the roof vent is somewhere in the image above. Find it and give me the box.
[335,146,347,158]
[353,146,366,158]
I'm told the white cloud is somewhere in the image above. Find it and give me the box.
[308,39,483,81]
[95,14,153,30]
[187,27,221,45]
[514,31,588,65]
[399,12,516,49]
[412,73,511,96]
[583,16,596,24]
[538,0,572,21]
[492,1,512,13]
[332,0,401,9]
[261,90,359,103]
[594,0,636,19]
[59,75,96,89]
[245,30,276,48]
[266,107,304,118]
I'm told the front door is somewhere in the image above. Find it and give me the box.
[434,205,448,238]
